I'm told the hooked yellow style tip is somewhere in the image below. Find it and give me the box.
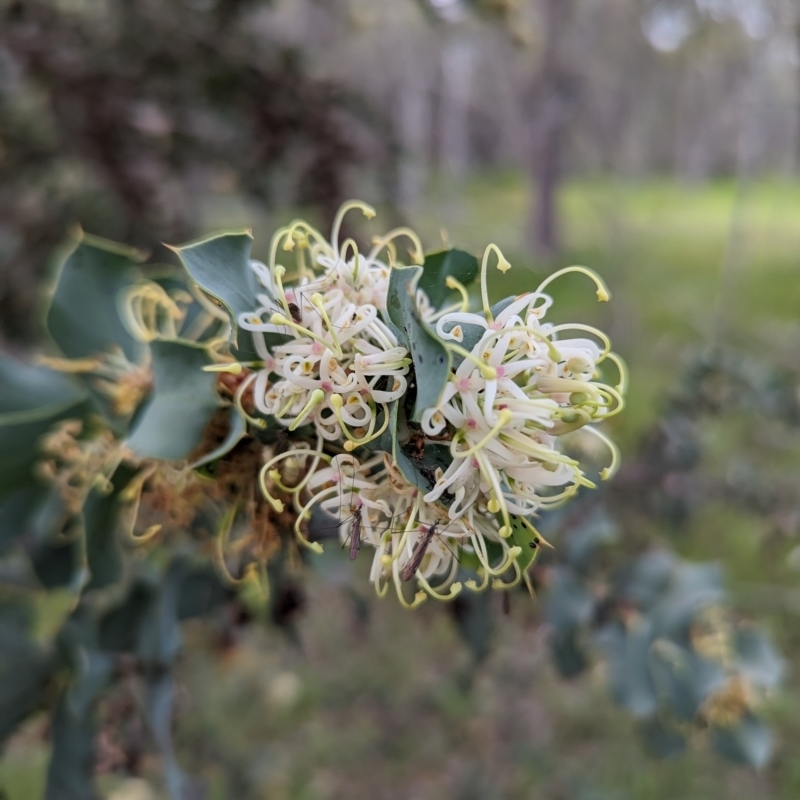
[264,493,284,513]
[363,207,377,219]
[344,441,356,452]
[497,256,512,274]
[597,288,610,302]
[270,312,289,325]
[203,362,243,375]
[329,393,344,410]
[498,525,511,538]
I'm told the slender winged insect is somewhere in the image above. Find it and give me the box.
[336,460,364,560]
[401,521,440,582]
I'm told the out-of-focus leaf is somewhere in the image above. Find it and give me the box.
[0,483,60,556]
[451,583,493,664]
[564,509,619,573]
[733,626,785,688]
[597,620,657,717]
[0,355,87,500]
[419,248,479,309]
[639,717,687,759]
[653,562,725,638]
[710,714,773,768]
[170,231,263,359]
[0,601,57,745]
[615,550,675,612]
[649,639,706,721]
[46,231,143,363]
[546,568,594,677]
[177,567,232,619]
[545,567,594,631]
[45,693,100,800]
[83,462,139,591]
[135,560,186,667]
[31,538,79,590]
[98,581,153,653]
[47,606,113,800]
[189,404,247,469]
[146,673,189,800]
[386,264,451,421]
[127,340,220,460]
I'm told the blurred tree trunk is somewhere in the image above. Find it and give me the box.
[795,19,800,174]
[528,0,575,258]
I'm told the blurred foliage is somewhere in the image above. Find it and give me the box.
[0,177,796,798]
[0,0,356,342]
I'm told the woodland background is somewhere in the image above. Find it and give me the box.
[3,0,800,798]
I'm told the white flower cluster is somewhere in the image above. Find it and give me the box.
[420,247,626,546]
[233,203,625,606]
[238,202,418,449]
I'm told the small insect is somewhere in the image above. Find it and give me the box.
[274,429,290,456]
[349,504,363,561]
[401,521,440,581]
[406,431,426,461]
[287,302,303,324]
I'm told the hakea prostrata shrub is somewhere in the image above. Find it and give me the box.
[35,202,625,608]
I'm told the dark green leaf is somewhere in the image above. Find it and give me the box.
[189,405,247,469]
[596,621,658,717]
[451,586,493,664]
[564,509,619,573]
[648,639,704,721]
[0,601,57,745]
[386,265,451,421]
[418,248,479,309]
[170,231,265,359]
[733,626,784,688]
[710,714,773,768]
[135,560,187,667]
[83,463,139,591]
[46,231,144,363]
[146,673,189,800]
[127,340,220,460]
[0,355,88,500]
[45,693,100,800]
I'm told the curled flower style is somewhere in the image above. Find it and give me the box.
[238,202,420,448]
[419,251,626,547]
[229,204,627,602]
[300,453,524,607]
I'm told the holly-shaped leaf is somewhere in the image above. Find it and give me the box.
[170,231,275,360]
[46,231,144,363]
[127,340,221,460]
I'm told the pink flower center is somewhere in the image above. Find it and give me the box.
[458,378,470,392]
[321,381,333,392]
